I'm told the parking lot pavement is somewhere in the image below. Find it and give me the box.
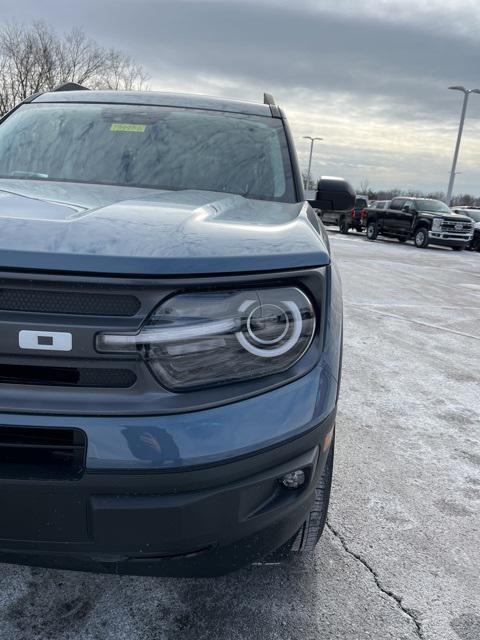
[0,232,479,640]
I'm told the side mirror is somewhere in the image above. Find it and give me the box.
[402,204,411,212]
[307,176,356,211]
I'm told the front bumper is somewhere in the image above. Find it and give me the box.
[0,413,335,577]
[428,231,472,247]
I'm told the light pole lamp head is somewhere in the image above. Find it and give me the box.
[448,86,480,95]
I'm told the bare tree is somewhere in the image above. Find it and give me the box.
[452,193,475,206]
[94,50,150,91]
[302,169,317,190]
[57,28,107,85]
[0,22,150,116]
[359,177,370,194]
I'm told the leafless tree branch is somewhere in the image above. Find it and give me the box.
[0,21,150,116]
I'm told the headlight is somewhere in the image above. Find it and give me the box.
[432,218,443,231]
[97,287,316,390]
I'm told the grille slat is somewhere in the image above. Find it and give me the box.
[0,363,136,388]
[0,287,140,316]
[0,426,86,480]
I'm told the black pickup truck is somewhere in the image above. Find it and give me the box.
[365,197,474,250]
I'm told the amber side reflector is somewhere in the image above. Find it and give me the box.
[323,427,335,451]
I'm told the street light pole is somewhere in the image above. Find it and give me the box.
[446,86,480,205]
[302,136,323,189]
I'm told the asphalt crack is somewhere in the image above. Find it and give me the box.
[326,521,425,640]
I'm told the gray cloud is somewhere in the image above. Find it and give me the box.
[3,0,480,192]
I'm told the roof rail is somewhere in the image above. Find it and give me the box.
[263,93,276,106]
[53,82,90,92]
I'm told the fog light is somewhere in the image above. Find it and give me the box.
[280,469,306,489]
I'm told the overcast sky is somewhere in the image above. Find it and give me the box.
[2,0,480,194]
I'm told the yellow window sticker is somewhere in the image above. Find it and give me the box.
[110,123,146,132]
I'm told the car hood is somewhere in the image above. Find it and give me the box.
[0,180,329,275]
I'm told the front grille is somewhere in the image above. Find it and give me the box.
[440,220,473,233]
[0,425,86,480]
[0,271,170,413]
[0,287,140,316]
[0,363,136,388]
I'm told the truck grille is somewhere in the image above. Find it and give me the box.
[440,220,473,233]
[0,425,86,480]
[0,286,140,316]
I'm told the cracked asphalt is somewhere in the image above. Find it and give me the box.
[0,231,479,640]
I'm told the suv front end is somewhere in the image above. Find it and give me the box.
[0,89,350,576]
[0,266,340,576]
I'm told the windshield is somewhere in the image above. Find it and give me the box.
[415,199,451,213]
[0,103,296,203]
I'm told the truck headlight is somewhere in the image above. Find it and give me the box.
[97,287,316,390]
[432,218,443,231]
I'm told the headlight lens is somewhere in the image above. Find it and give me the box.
[432,217,443,231]
[97,287,316,390]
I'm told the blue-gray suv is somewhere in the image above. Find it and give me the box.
[0,86,354,576]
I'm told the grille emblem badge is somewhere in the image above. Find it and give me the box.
[19,330,73,352]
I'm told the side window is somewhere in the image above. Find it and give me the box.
[390,198,405,211]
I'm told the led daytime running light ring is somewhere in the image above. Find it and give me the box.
[235,300,303,358]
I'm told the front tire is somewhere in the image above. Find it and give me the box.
[290,440,334,554]
[414,227,429,248]
[366,221,378,240]
[263,440,334,564]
